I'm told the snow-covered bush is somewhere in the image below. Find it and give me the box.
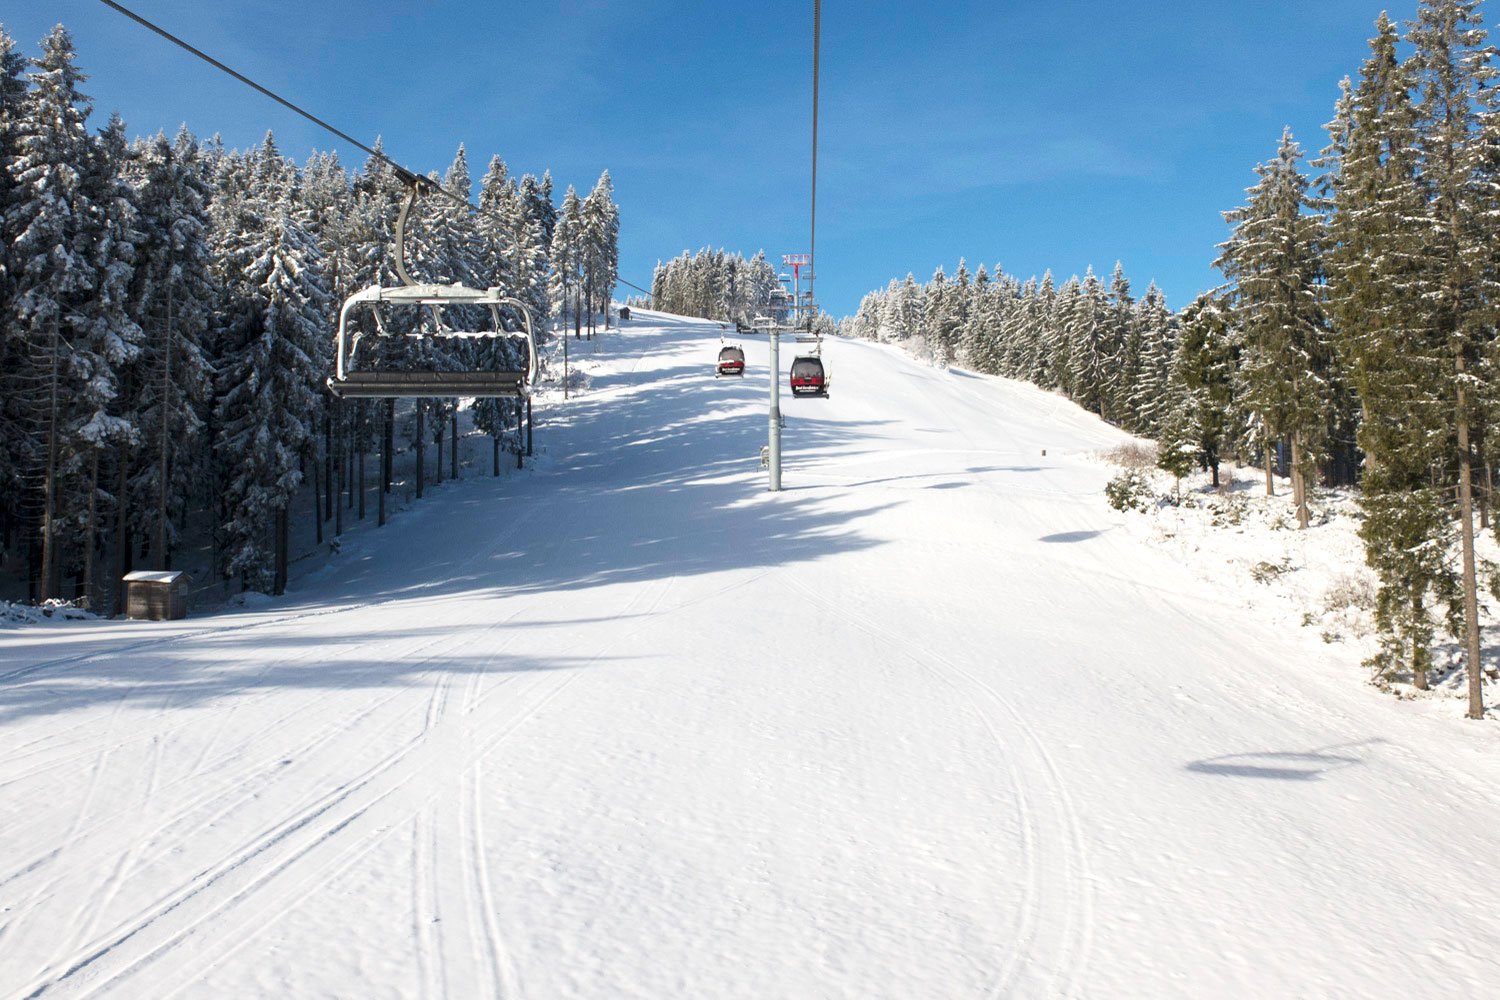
[1105,470,1154,512]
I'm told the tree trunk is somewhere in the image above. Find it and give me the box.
[435,412,443,485]
[312,451,323,545]
[416,402,426,499]
[40,317,60,601]
[383,399,395,494]
[1482,459,1492,531]
[115,445,131,616]
[378,414,389,528]
[324,406,334,522]
[451,412,458,479]
[334,401,344,537]
[526,398,533,456]
[1263,443,1274,498]
[158,271,174,571]
[274,507,288,596]
[1412,594,1429,691]
[1291,435,1309,529]
[492,435,500,477]
[359,446,367,522]
[1457,373,1484,719]
[83,447,99,611]
[348,403,357,510]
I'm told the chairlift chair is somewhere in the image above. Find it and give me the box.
[716,344,746,377]
[326,180,537,400]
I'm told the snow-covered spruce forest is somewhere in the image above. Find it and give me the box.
[645,249,825,331]
[0,25,619,609]
[842,2,1500,713]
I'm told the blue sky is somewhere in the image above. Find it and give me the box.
[12,1,1400,314]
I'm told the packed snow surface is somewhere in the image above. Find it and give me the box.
[4,311,1499,999]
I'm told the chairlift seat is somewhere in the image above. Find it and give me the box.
[327,282,537,399]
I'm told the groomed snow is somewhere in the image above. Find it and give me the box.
[3,310,1499,999]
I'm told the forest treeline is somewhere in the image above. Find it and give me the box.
[0,25,619,607]
[841,0,1500,717]
[648,249,784,325]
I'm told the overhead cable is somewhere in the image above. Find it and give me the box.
[97,0,650,295]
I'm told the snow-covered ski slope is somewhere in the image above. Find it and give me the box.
[4,309,1500,999]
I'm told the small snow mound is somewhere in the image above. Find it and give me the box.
[229,591,275,608]
[1,599,99,625]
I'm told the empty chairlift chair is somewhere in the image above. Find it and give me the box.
[716,344,746,377]
[789,354,828,397]
[326,178,537,400]
[327,284,537,399]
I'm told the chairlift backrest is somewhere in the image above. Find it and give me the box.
[326,181,537,400]
[328,284,537,398]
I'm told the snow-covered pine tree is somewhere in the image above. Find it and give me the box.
[1404,0,1497,714]
[959,263,995,371]
[123,129,214,572]
[535,170,558,254]
[999,276,1038,378]
[581,170,618,331]
[1168,292,1238,488]
[1321,18,1447,687]
[1130,282,1176,436]
[923,266,952,365]
[472,154,523,465]
[550,185,583,336]
[1215,127,1331,527]
[213,134,329,594]
[1105,262,1137,427]
[8,27,141,600]
[0,25,33,568]
[512,174,552,332]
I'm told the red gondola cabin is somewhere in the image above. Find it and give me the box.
[789,355,827,397]
[716,345,746,377]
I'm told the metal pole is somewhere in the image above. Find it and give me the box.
[768,322,782,492]
[809,0,820,326]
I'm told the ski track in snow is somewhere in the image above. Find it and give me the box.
[5,311,1500,999]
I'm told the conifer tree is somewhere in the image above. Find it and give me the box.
[1323,14,1450,688]
[9,27,141,598]
[1216,128,1331,526]
[124,130,214,570]
[214,135,329,593]
[1169,293,1237,487]
[1405,0,1497,716]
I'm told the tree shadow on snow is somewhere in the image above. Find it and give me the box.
[1184,739,1385,781]
[5,319,903,719]
[0,622,628,726]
